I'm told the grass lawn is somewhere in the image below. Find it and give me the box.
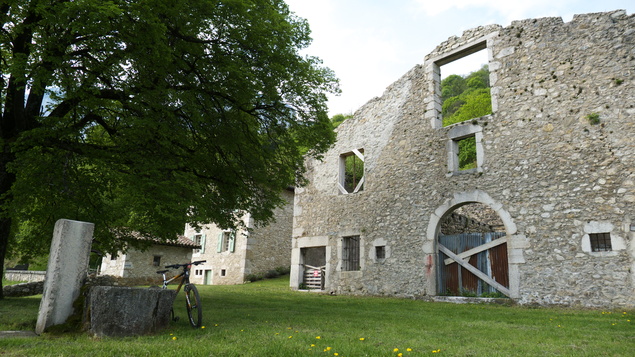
[1,276,633,356]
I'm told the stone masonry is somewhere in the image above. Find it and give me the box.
[291,10,635,308]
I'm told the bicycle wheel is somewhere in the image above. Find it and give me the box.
[184,284,202,327]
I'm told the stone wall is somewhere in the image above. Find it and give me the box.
[100,244,193,279]
[292,10,635,308]
[3,270,46,283]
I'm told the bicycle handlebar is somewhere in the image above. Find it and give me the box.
[164,260,207,269]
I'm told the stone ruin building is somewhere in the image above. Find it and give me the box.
[290,10,635,308]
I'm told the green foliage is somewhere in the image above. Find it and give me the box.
[441,65,492,127]
[587,112,601,125]
[343,153,364,193]
[0,0,339,285]
[330,113,353,128]
[457,137,477,171]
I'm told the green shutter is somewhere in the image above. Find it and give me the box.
[200,234,206,254]
[229,231,236,253]
[217,232,223,252]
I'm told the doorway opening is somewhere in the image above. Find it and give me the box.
[437,203,509,297]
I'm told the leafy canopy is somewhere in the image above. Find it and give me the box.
[0,0,339,263]
[441,65,491,127]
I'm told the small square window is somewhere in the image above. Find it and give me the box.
[153,255,161,267]
[590,233,612,252]
[375,246,386,260]
[220,269,227,277]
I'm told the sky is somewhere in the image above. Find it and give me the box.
[284,0,634,117]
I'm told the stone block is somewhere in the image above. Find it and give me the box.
[87,286,176,337]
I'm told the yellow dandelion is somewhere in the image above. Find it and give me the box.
[359,337,365,341]
[398,353,403,357]
[275,333,280,335]
[334,353,339,356]
[289,336,293,339]
[326,347,332,351]
[172,336,177,340]
[311,344,316,347]
[407,348,412,351]
[214,324,219,327]
[201,326,205,329]
[316,336,321,339]
[393,348,399,352]
[287,327,292,330]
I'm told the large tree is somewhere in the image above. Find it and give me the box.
[0,0,338,298]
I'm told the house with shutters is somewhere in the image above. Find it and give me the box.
[183,188,294,285]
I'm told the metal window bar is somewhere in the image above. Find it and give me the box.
[590,232,612,252]
[343,236,360,271]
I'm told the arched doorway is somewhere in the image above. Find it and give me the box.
[437,203,509,297]
[425,190,518,298]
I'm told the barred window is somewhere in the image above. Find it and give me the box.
[375,246,386,260]
[342,236,361,271]
[589,232,612,252]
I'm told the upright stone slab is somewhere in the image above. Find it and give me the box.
[36,219,94,335]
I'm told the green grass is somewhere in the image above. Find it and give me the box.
[1,276,634,356]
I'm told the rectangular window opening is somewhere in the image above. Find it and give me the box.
[457,136,477,171]
[193,234,203,254]
[220,269,227,277]
[339,149,365,194]
[375,246,386,260]
[439,48,491,127]
[153,255,161,267]
[590,232,612,252]
[342,235,361,271]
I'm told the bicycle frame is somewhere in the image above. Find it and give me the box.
[157,260,206,327]
[160,270,188,292]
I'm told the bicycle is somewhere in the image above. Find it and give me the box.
[157,260,206,327]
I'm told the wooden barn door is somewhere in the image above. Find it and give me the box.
[437,232,510,297]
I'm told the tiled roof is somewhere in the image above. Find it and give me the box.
[154,235,201,249]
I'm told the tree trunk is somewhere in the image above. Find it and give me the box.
[0,151,17,300]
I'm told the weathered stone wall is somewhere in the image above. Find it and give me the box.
[3,281,44,297]
[292,10,635,308]
[244,189,294,276]
[3,270,46,283]
[100,245,193,279]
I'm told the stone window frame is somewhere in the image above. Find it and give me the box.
[370,238,390,263]
[338,149,365,195]
[581,221,626,257]
[446,124,484,176]
[425,35,497,130]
